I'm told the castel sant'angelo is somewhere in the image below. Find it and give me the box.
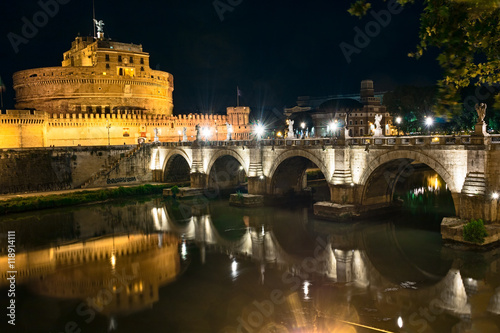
[0,22,251,148]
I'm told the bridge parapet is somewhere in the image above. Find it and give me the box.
[157,134,500,149]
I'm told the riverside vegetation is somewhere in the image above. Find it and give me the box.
[0,184,170,215]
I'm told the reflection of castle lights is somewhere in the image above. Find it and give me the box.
[303,281,311,300]
[493,192,499,200]
[181,241,187,260]
[109,317,117,331]
[110,253,116,269]
[231,260,238,278]
[397,316,403,328]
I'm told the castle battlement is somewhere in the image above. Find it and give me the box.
[0,109,249,148]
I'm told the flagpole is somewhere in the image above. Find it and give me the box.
[93,0,96,38]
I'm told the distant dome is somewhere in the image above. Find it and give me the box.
[318,98,363,113]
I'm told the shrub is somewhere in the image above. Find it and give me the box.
[463,219,488,244]
[170,185,180,198]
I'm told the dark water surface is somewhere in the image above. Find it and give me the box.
[0,192,499,333]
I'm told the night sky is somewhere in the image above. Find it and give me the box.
[0,0,441,115]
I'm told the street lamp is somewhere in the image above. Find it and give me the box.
[255,124,265,140]
[328,121,338,137]
[105,119,111,146]
[425,117,433,134]
[396,117,402,136]
[202,127,210,141]
[178,130,181,142]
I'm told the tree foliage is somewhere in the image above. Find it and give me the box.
[349,0,500,115]
[384,85,437,133]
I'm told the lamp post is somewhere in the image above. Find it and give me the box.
[328,120,338,137]
[255,124,265,140]
[425,117,433,135]
[105,119,111,146]
[396,116,402,136]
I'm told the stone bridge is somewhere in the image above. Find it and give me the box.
[151,135,500,222]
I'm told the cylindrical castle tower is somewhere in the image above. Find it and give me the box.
[13,36,174,116]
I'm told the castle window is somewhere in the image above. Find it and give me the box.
[360,120,363,125]
[87,106,93,113]
[140,67,144,71]
[129,56,133,63]
[105,106,111,114]
[360,128,364,136]
[105,54,110,61]
[119,68,123,76]
[355,121,358,125]
[106,64,110,69]
[349,120,353,125]
[140,58,144,64]
[118,55,122,62]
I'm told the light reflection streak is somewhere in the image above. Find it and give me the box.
[231,259,238,279]
[303,280,311,300]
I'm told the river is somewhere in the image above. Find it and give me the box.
[0,177,499,333]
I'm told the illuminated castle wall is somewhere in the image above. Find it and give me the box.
[0,108,251,148]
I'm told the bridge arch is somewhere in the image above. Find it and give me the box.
[267,149,331,196]
[205,149,248,175]
[267,149,331,183]
[358,150,458,210]
[162,149,192,183]
[205,149,248,190]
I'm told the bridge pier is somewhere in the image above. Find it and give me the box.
[190,172,207,188]
[454,193,500,223]
[152,169,163,182]
[248,177,267,195]
[329,184,362,205]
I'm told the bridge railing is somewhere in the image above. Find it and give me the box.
[156,134,500,148]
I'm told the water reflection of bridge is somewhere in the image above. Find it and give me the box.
[151,201,500,329]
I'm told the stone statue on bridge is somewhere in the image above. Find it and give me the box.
[473,103,489,138]
[153,127,160,143]
[195,124,201,141]
[287,120,294,139]
[226,123,233,141]
[475,103,487,123]
[373,114,383,137]
[182,127,187,142]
